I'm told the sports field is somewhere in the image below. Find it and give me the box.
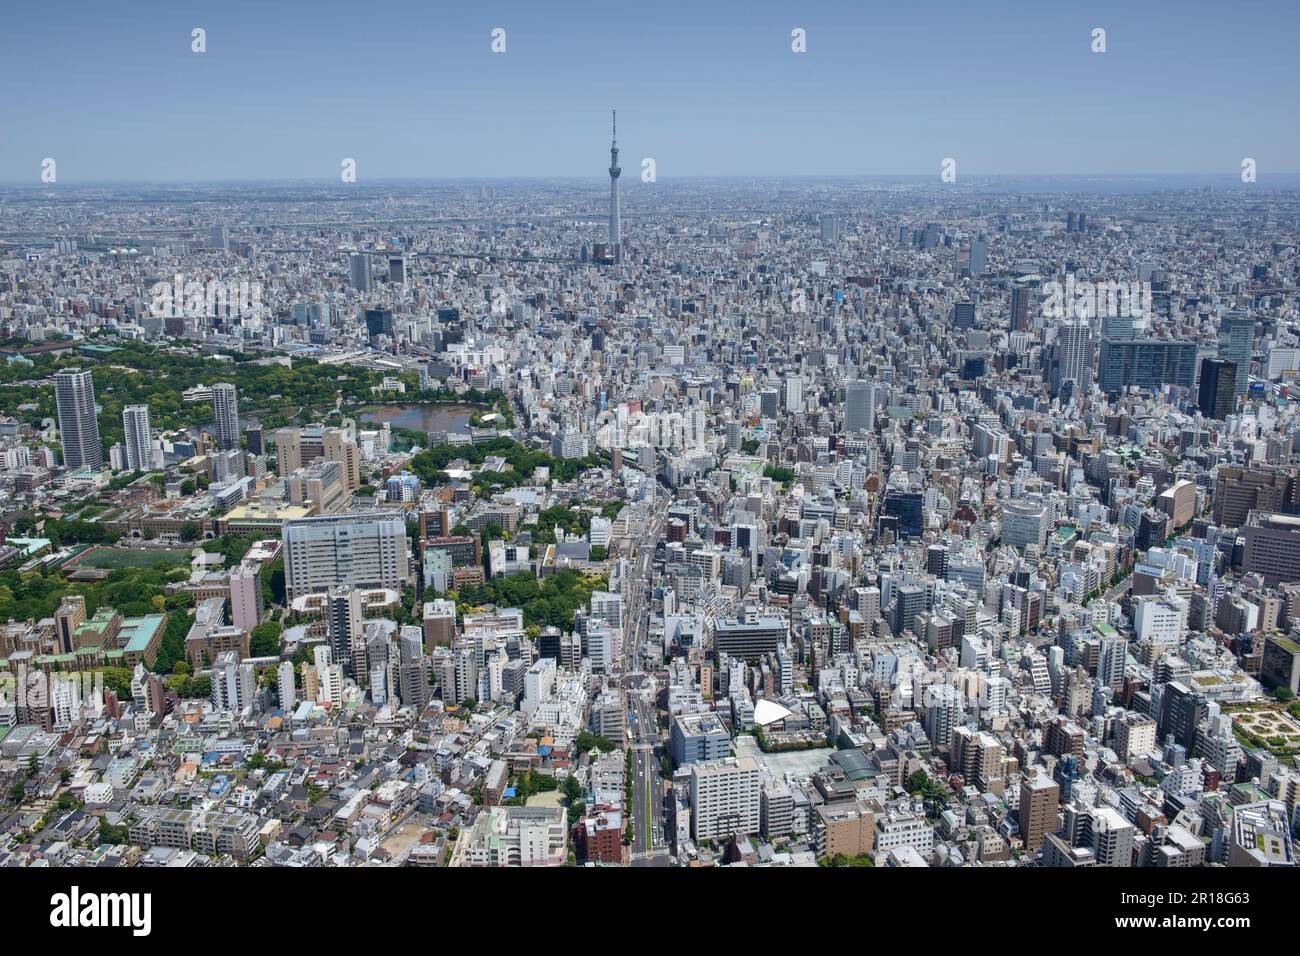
[67,547,192,570]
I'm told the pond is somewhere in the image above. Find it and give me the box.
[360,403,475,434]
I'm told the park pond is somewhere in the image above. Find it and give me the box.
[359,403,476,434]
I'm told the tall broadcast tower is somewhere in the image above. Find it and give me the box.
[608,109,621,264]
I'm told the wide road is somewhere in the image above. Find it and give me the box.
[629,691,666,863]
[625,494,670,863]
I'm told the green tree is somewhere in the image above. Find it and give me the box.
[250,621,282,657]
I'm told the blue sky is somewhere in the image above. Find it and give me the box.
[2,0,1297,182]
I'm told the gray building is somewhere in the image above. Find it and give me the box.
[122,403,153,471]
[282,511,412,600]
[349,253,373,293]
[54,367,102,471]
[1098,338,1197,395]
[671,712,730,768]
[1219,311,1254,398]
[211,382,240,452]
[844,380,876,435]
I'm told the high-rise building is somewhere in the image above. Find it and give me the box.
[968,236,987,275]
[690,756,761,841]
[211,382,240,452]
[883,491,924,540]
[1092,807,1136,867]
[327,585,365,677]
[274,427,303,477]
[211,650,255,714]
[1096,634,1128,691]
[422,598,457,652]
[229,564,264,637]
[1198,357,1238,420]
[322,427,361,492]
[397,627,432,709]
[922,684,962,753]
[55,595,87,655]
[1242,512,1300,584]
[1159,680,1208,752]
[364,307,394,339]
[522,657,556,716]
[953,726,1004,791]
[54,368,102,471]
[122,404,153,471]
[1213,466,1299,528]
[844,380,876,434]
[282,512,412,600]
[350,253,373,292]
[1097,338,1198,395]
[1019,773,1060,852]
[277,659,296,711]
[1009,279,1036,332]
[1219,311,1253,398]
[671,712,730,768]
[1050,320,1092,397]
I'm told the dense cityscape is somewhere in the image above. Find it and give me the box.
[1,158,1297,872]
[0,7,1296,896]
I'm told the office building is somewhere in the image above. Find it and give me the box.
[1198,357,1237,420]
[1214,467,1299,528]
[282,512,411,600]
[1002,499,1049,551]
[1219,311,1253,398]
[844,380,876,434]
[712,610,786,662]
[1261,635,1300,695]
[671,712,730,768]
[1243,512,1300,584]
[350,253,373,292]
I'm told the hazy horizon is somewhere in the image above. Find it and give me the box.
[4,0,1298,183]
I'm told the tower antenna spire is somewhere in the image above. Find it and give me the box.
[607,109,621,264]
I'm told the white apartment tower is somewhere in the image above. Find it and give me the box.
[54,367,102,471]
[122,404,153,471]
